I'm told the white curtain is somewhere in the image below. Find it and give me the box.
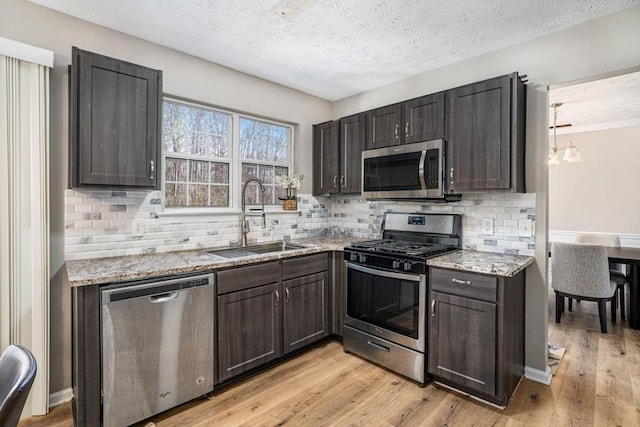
[0,50,51,417]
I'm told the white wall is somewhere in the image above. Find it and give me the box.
[550,126,640,234]
[0,0,332,394]
[332,5,640,377]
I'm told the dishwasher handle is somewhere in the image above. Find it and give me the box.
[149,291,179,303]
[102,274,213,304]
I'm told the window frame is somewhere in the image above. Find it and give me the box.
[161,96,295,213]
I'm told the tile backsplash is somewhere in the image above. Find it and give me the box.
[64,189,535,260]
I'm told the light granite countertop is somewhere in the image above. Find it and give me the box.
[427,250,535,277]
[65,236,357,287]
[66,239,535,287]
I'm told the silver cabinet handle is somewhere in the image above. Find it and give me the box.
[285,287,290,303]
[150,160,155,180]
[340,175,345,188]
[431,299,436,317]
[450,167,454,186]
[275,290,280,306]
[405,122,409,138]
[452,278,471,285]
[333,175,338,188]
[394,124,399,139]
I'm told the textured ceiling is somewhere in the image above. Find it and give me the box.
[550,71,640,134]
[30,0,640,101]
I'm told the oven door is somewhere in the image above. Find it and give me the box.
[344,262,426,352]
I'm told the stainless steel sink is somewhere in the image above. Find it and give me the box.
[208,242,307,258]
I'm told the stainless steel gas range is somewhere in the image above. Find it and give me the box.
[343,212,461,385]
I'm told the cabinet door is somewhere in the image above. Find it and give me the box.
[70,47,161,188]
[339,113,366,194]
[217,283,282,382]
[312,121,340,195]
[428,291,496,396]
[283,272,328,353]
[447,75,511,192]
[366,104,402,149]
[402,92,445,144]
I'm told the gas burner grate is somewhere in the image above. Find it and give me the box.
[350,239,449,257]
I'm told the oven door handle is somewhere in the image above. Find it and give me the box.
[346,262,421,282]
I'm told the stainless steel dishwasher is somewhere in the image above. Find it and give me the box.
[101,273,214,427]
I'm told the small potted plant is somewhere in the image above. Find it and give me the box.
[275,174,303,210]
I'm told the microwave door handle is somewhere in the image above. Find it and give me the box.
[418,150,426,190]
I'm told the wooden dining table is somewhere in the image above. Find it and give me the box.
[606,246,640,329]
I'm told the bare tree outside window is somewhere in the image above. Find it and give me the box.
[162,100,292,209]
[163,100,231,207]
[240,117,290,204]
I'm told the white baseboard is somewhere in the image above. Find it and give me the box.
[525,365,553,385]
[49,388,73,408]
[549,230,640,248]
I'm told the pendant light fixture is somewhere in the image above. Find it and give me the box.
[549,102,583,164]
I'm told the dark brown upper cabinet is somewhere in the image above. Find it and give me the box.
[338,112,366,194]
[313,114,365,196]
[366,92,445,150]
[69,47,162,189]
[403,92,445,144]
[447,73,526,193]
[312,120,339,195]
[366,104,402,149]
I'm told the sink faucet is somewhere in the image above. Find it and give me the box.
[241,177,267,247]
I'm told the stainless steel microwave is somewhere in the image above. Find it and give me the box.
[362,139,453,200]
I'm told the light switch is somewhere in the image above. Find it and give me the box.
[518,219,533,237]
[482,218,494,235]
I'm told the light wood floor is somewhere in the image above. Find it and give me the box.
[20,289,640,427]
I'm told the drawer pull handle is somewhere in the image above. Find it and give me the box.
[367,341,390,352]
[431,299,436,317]
[452,278,471,285]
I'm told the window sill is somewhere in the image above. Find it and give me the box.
[153,208,302,218]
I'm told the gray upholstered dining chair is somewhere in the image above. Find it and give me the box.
[0,345,37,427]
[575,232,628,320]
[551,242,617,333]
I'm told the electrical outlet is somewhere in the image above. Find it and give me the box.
[518,219,533,238]
[482,217,494,235]
[131,219,144,237]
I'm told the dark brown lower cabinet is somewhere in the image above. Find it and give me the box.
[428,267,525,406]
[216,253,330,383]
[428,292,496,395]
[283,272,328,353]
[217,282,282,383]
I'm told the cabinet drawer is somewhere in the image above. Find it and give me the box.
[282,253,328,280]
[430,268,497,302]
[217,262,280,294]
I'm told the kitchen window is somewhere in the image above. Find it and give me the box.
[162,98,293,209]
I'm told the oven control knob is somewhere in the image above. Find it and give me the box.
[359,254,367,263]
[350,253,358,262]
[392,260,400,269]
[403,262,413,271]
